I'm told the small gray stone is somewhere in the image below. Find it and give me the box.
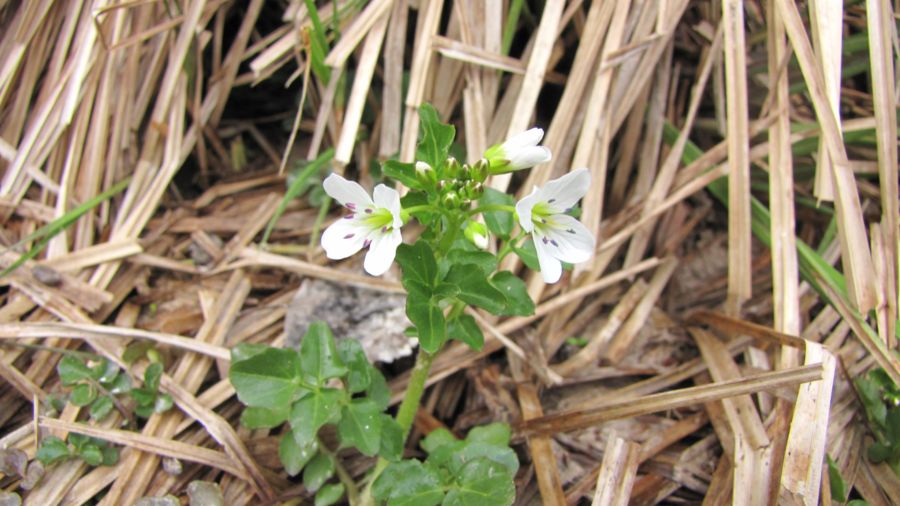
[134,496,179,506]
[284,279,413,363]
[187,481,224,506]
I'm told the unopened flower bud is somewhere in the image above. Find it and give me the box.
[464,221,489,250]
[444,157,462,178]
[442,192,461,209]
[469,159,489,182]
[484,128,551,174]
[415,161,436,187]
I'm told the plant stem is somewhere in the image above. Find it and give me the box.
[318,439,360,505]
[358,347,438,505]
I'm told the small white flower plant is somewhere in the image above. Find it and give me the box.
[228,105,595,506]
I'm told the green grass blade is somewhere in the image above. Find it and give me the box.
[261,148,334,245]
[1,176,131,278]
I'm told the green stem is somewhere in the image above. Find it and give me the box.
[318,439,360,505]
[497,232,525,261]
[466,204,516,217]
[358,347,438,505]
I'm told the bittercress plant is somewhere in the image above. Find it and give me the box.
[228,104,596,505]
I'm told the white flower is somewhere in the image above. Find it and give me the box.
[515,168,596,283]
[484,128,552,174]
[321,174,403,276]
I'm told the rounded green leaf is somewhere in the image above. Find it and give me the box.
[372,460,444,506]
[279,429,318,476]
[290,388,343,447]
[143,362,164,392]
[480,188,515,238]
[314,482,345,506]
[229,348,303,409]
[89,396,114,421]
[447,315,484,351]
[466,423,511,447]
[421,428,457,454]
[240,406,289,429]
[57,356,93,386]
[379,415,404,462]
[336,339,371,393]
[489,272,535,316]
[100,446,119,466]
[79,444,103,466]
[69,383,97,407]
[303,453,335,493]
[443,458,515,506]
[366,367,390,411]
[337,399,382,456]
[153,393,174,414]
[300,322,348,386]
[36,437,71,465]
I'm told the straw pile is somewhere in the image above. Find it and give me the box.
[0,0,897,504]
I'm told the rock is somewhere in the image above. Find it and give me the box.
[285,279,413,363]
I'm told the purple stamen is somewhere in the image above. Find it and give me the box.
[566,228,576,234]
[365,208,374,214]
[381,226,389,233]
[548,198,556,203]
[343,233,355,239]
[541,218,548,224]
[344,213,355,219]
[542,237,549,244]
[346,202,356,210]
[550,239,559,247]
[363,239,372,248]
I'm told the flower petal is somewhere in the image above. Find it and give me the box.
[533,234,563,283]
[536,168,591,212]
[372,184,403,227]
[321,216,367,260]
[323,174,375,211]
[515,187,541,232]
[504,128,544,151]
[544,214,595,264]
[363,228,402,275]
[509,146,551,170]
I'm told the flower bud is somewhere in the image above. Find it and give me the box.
[442,192,461,209]
[484,128,551,174]
[444,157,462,178]
[469,159,489,183]
[464,221,489,250]
[415,161,437,187]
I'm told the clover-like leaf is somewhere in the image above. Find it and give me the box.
[490,272,535,316]
[79,444,103,466]
[230,343,271,363]
[36,437,71,465]
[421,428,458,454]
[144,362,163,392]
[57,356,93,386]
[280,429,318,476]
[406,298,446,353]
[290,388,343,447]
[69,383,97,407]
[416,104,455,170]
[443,458,515,506]
[373,459,444,506]
[447,314,484,351]
[338,399,382,456]
[383,160,421,190]
[303,452,335,493]
[314,482,345,506]
[300,322,348,386]
[229,347,303,410]
[89,396,114,421]
[396,242,439,290]
[445,264,505,314]
[379,415,405,462]
[240,405,290,429]
[466,423,511,447]
[445,249,498,277]
[337,339,371,393]
[367,367,391,411]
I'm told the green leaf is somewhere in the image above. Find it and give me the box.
[69,383,97,407]
[490,272,535,316]
[279,429,318,476]
[367,367,391,411]
[373,460,444,506]
[94,360,119,384]
[445,264,505,314]
[89,396,114,421]
[130,387,155,408]
[856,376,888,427]
[230,343,271,363]
[383,160,422,190]
[868,441,892,463]
[445,249,498,277]
[303,452,335,493]
[337,339,371,393]
[229,347,303,410]
[36,437,71,465]
[421,428,458,454]
[338,399,382,456]
[466,423,511,447]
[143,362,163,392]
[57,356,93,386]
[396,242,439,290]
[241,405,290,429]
[379,415,405,462]
[122,341,153,364]
[79,444,103,466]
[416,104,455,170]
[443,458,515,506]
[68,433,89,451]
[101,445,119,466]
[480,188,515,238]
[108,373,131,394]
[886,406,900,443]
[153,393,173,414]
[262,148,334,244]
[847,501,871,506]
[406,298,446,353]
[827,455,847,502]
[512,239,540,272]
[314,482,345,506]
[300,322,348,386]
[290,388,343,447]
[449,442,519,476]
[447,315,484,351]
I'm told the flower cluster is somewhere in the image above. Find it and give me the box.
[321,126,596,283]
